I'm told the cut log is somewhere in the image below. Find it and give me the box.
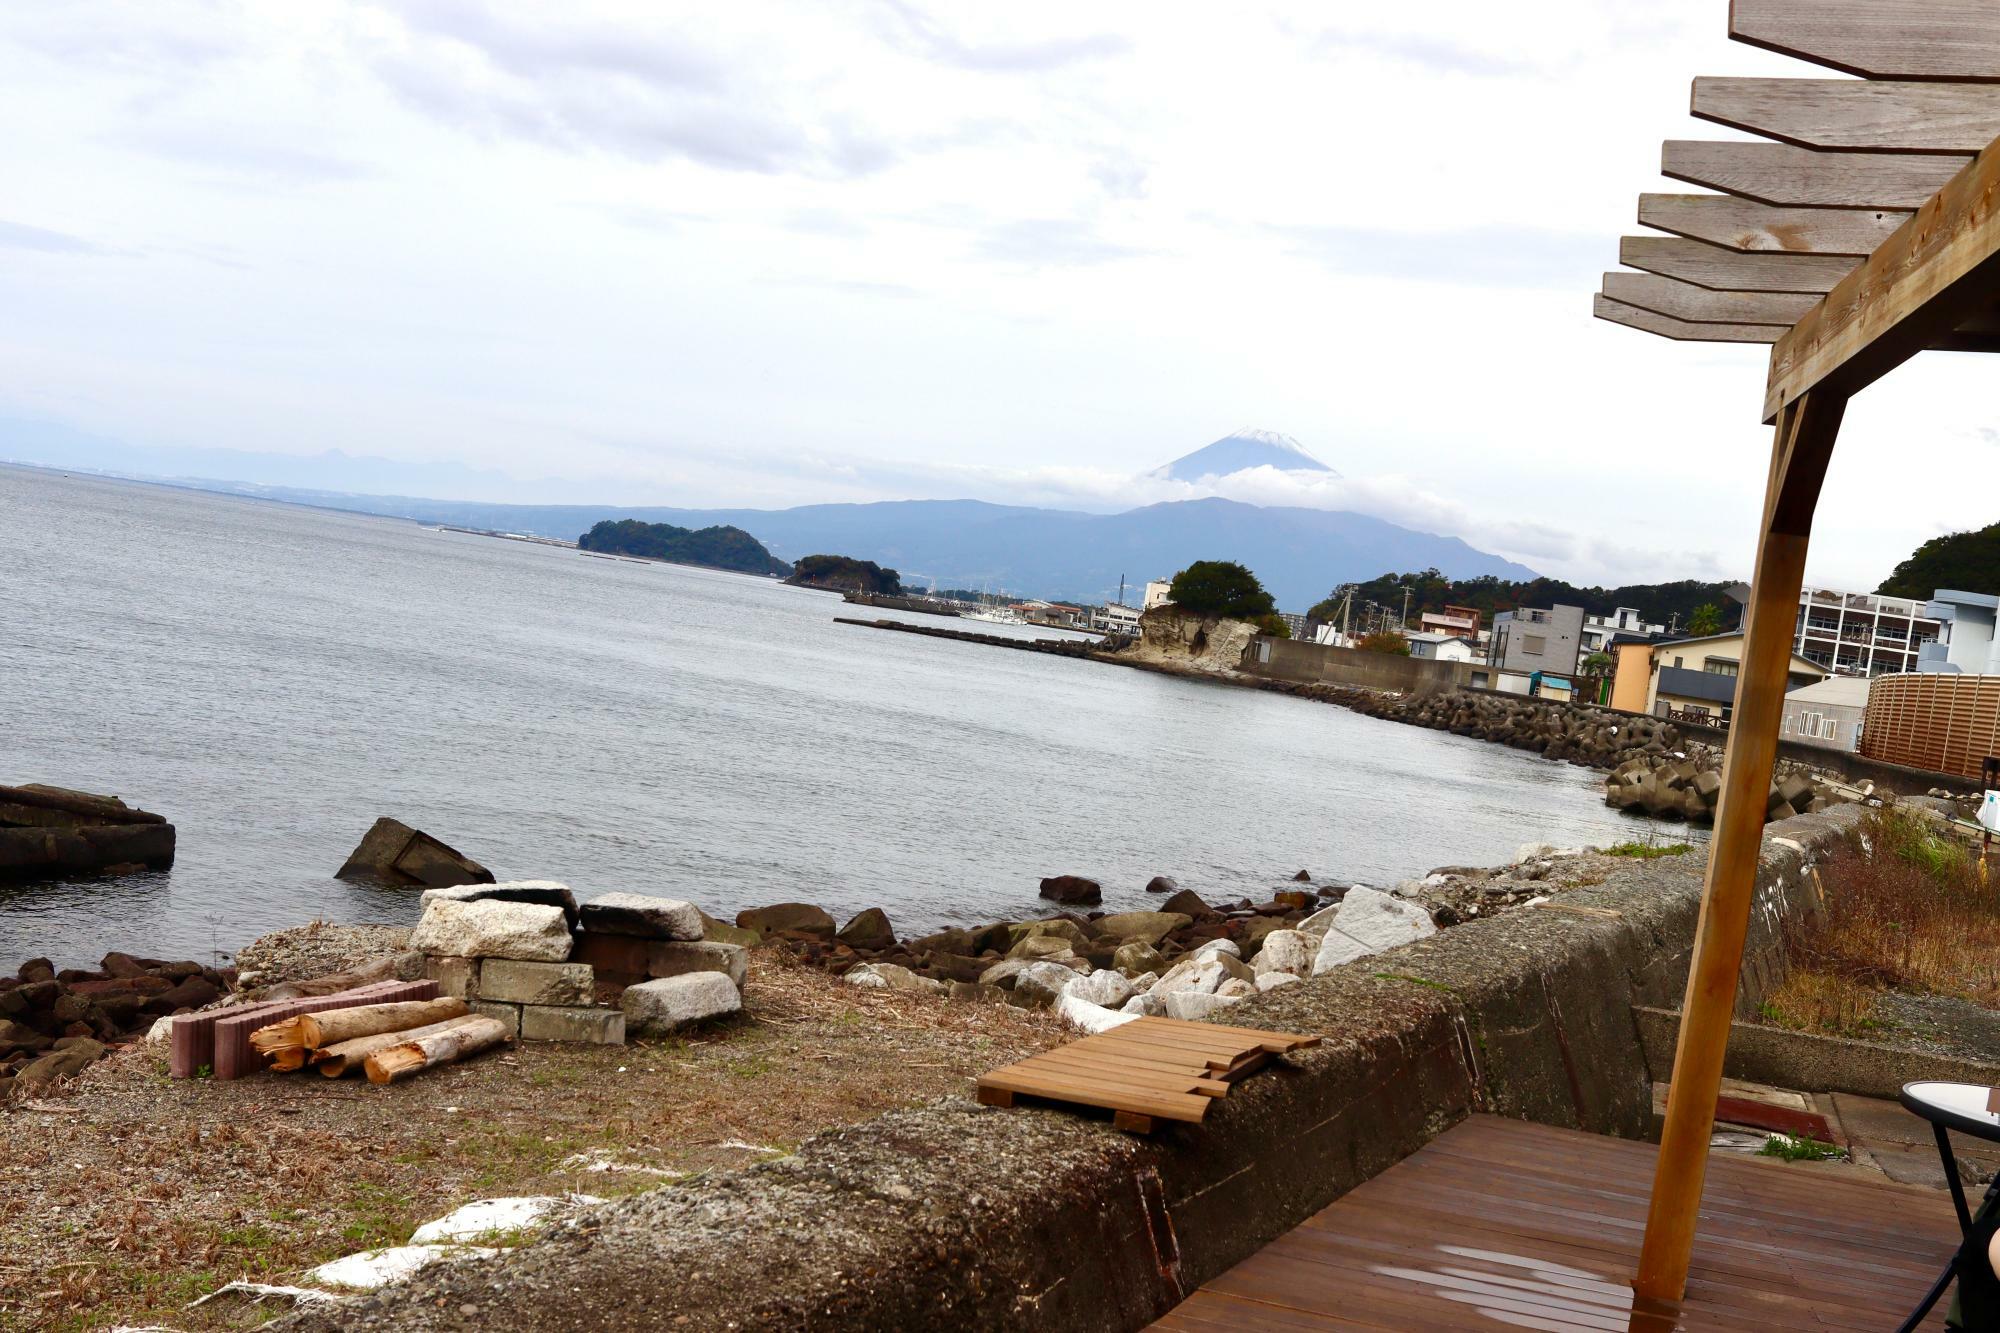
[313,1015,484,1078]
[297,998,469,1050]
[363,1016,511,1085]
[249,1017,308,1058]
[270,1048,307,1073]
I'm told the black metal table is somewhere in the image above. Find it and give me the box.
[1897,1081,2000,1332]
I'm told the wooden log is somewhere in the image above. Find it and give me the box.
[314,1015,483,1078]
[297,997,469,1050]
[363,1016,511,1085]
[1730,0,2000,82]
[249,1016,307,1058]
[1692,77,2000,156]
[270,1048,307,1073]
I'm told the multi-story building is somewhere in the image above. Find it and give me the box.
[1419,604,1482,639]
[1487,604,1585,679]
[1793,586,1940,677]
[1580,607,1667,655]
[1142,579,1174,611]
[1917,588,2000,674]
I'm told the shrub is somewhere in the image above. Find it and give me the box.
[1252,613,1292,639]
[1356,630,1410,655]
[1762,809,2000,1036]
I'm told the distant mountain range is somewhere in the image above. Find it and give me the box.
[5,421,1537,610]
[114,485,1529,610]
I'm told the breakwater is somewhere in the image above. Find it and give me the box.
[833,616,1110,657]
[838,592,964,618]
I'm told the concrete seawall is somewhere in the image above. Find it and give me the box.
[279,808,1857,1333]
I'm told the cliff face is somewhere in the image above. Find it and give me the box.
[1122,605,1258,674]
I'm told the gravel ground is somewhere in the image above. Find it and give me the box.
[0,952,1062,1333]
[1865,991,2000,1064]
[232,923,413,989]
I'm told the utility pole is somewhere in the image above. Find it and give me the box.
[1401,587,1412,631]
[1341,587,1353,645]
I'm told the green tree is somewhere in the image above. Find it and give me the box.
[1356,630,1411,655]
[1687,603,1724,636]
[1251,613,1292,639]
[1878,520,2000,599]
[1166,561,1277,620]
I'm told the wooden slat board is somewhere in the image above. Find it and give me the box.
[1149,1115,1959,1330]
[1693,77,2000,154]
[1593,294,1786,343]
[1731,0,2000,82]
[1602,272,1819,325]
[1638,192,1909,256]
[1618,236,1854,293]
[976,1016,1318,1134]
[1661,140,1968,210]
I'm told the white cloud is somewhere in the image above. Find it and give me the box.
[0,0,1995,591]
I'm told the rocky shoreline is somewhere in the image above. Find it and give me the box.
[732,848,1670,1032]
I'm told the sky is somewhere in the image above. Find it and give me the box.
[1,0,1996,590]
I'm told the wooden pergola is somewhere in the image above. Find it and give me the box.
[1595,0,2000,1306]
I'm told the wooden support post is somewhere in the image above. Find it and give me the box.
[1634,390,1845,1304]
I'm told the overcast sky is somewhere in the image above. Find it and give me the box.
[2,1,1995,589]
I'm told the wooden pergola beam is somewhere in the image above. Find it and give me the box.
[1636,390,1848,1302]
[1663,139,1967,209]
[1602,272,1818,326]
[1731,0,2000,82]
[1592,293,1787,343]
[1619,236,1854,293]
[1692,77,2000,154]
[1638,193,1908,256]
[1766,136,2000,421]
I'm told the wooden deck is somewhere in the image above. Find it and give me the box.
[1151,1115,1962,1331]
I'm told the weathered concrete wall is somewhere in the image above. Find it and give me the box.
[1634,1005,2000,1099]
[1242,635,1477,692]
[280,811,1857,1333]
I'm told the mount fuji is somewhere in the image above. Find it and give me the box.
[1151,429,1339,483]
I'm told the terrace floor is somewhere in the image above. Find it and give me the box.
[1151,1114,1962,1331]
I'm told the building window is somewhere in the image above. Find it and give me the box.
[1522,634,1546,656]
[1704,660,1738,677]
[1673,656,1684,669]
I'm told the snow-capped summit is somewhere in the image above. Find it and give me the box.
[1150,429,1338,483]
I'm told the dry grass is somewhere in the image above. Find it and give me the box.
[0,950,1061,1333]
[1763,809,2000,1037]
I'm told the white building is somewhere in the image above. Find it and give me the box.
[1919,589,2000,674]
[1794,586,1940,677]
[1779,676,1871,752]
[1097,601,1142,634]
[1143,579,1173,610]
[1406,631,1478,663]
[1580,607,1665,654]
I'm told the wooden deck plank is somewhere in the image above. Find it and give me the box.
[1150,1115,1957,1330]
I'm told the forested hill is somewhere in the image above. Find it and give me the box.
[1878,521,2000,600]
[577,519,790,576]
[784,554,902,594]
[1309,569,1743,632]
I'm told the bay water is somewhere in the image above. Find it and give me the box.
[2,465,1694,968]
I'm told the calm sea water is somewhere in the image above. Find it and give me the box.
[2,465,1692,968]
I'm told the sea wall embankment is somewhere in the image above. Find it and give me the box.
[277,806,1858,1333]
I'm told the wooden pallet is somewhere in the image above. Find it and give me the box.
[976,1016,1320,1133]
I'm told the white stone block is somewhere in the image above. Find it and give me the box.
[411,899,571,962]
[619,972,741,1035]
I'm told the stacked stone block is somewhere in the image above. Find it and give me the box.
[412,882,746,1045]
